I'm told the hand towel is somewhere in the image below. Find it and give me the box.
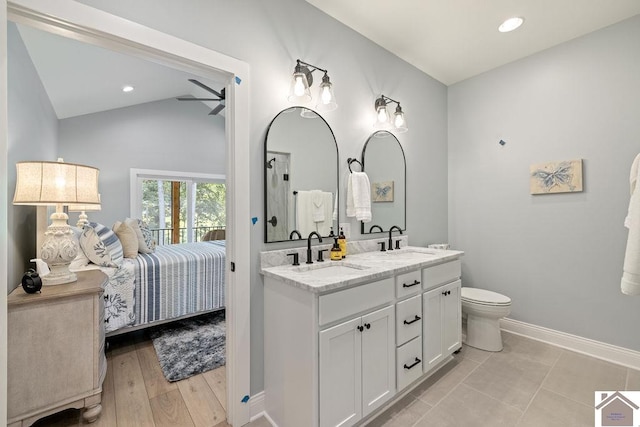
[311,190,325,223]
[315,192,334,236]
[622,153,640,295]
[296,191,316,236]
[346,171,372,223]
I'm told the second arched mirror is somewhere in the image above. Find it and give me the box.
[360,130,406,234]
[264,107,339,243]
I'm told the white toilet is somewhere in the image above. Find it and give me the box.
[461,287,512,352]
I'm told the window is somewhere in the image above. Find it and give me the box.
[131,169,225,245]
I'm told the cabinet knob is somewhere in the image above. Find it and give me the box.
[357,325,364,332]
[364,323,371,330]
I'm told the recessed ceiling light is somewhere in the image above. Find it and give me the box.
[499,17,524,33]
[122,85,135,93]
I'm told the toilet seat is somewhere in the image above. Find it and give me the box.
[461,287,511,306]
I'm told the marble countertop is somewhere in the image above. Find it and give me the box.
[260,246,464,294]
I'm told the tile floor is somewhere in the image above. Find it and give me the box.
[356,331,640,427]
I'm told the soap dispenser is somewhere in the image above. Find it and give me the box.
[338,227,347,259]
[330,238,342,261]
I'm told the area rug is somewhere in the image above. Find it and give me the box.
[150,310,225,382]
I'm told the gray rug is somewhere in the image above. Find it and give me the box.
[150,310,225,382]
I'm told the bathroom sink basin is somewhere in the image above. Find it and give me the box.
[292,262,369,278]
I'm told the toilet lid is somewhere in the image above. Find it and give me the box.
[461,287,511,305]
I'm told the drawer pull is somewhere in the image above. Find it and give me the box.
[402,280,421,288]
[404,357,421,370]
[403,315,421,325]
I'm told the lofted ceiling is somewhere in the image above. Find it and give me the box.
[305,0,640,85]
[16,24,225,119]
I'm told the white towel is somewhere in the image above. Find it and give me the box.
[296,191,316,236]
[346,172,372,223]
[622,153,640,295]
[311,190,325,223]
[316,192,334,236]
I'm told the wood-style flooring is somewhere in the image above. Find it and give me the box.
[32,331,229,427]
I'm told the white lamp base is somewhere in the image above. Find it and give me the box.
[40,210,78,286]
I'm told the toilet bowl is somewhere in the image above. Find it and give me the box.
[461,287,511,352]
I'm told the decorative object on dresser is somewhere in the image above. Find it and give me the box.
[13,158,100,285]
[21,268,42,294]
[7,270,108,426]
[68,194,101,228]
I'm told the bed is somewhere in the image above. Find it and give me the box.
[97,240,226,335]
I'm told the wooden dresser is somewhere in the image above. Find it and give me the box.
[7,270,108,426]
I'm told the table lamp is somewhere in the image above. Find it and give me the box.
[13,158,100,285]
[68,194,102,228]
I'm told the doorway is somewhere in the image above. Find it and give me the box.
[2,1,251,425]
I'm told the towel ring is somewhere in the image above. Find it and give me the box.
[347,158,363,173]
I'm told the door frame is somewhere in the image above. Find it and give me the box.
[1,0,251,425]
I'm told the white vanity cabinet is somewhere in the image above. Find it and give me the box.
[319,305,395,427]
[422,261,462,373]
[262,250,463,427]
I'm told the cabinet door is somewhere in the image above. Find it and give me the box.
[442,280,462,354]
[361,306,395,417]
[422,287,443,372]
[320,317,362,427]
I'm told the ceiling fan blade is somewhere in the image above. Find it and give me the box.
[209,103,225,115]
[188,79,224,98]
[176,97,222,101]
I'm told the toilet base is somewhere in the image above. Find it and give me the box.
[464,313,504,352]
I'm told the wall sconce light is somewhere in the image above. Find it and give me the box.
[288,59,337,113]
[13,158,100,285]
[374,94,408,133]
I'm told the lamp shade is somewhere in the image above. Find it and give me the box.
[13,160,100,206]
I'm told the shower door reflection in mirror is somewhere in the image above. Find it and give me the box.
[264,107,339,243]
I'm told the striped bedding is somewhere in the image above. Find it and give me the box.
[133,240,226,326]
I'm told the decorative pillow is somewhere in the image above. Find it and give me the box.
[113,221,139,259]
[80,222,123,268]
[70,226,90,268]
[125,218,156,254]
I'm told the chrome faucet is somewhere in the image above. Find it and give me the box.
[388,225,403,251]
[289,230,302,240]
[306,231,323,264]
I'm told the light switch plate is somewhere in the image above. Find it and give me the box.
[339,223,351,238]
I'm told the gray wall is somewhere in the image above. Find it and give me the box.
[58,98,225,226]
[78,0,449,393]
[448,15,640,350]
[7,22,58,291]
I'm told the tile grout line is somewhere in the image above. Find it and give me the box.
[410,351,488,426]
[513,348,565,426]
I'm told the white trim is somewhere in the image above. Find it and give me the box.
[0,1,8,423]
[4,1,251,425]
[501,318,640,370]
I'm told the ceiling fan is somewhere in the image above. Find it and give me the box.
[176,79,225,115]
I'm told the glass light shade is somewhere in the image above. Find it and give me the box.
[288,71,311,103]
[393,106,408,133]
[315,73,337,112]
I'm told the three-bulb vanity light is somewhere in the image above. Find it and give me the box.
[374,94,408,133]
[288,59,337,113]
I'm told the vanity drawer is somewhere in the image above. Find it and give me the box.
[396,336,423,391]
[319,277,394,326]
[422,260,461,291]
[396,270,422,299]
[396,295,422,346]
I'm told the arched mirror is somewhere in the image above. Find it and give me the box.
[264,107,339,243]
[360,130,406,233]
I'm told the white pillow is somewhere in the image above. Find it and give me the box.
[80,222,123,268]
[125,218,156,254]
[70,226,90,268]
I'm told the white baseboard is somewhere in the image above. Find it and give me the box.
[249,392,279,426]
[500,318,640,370]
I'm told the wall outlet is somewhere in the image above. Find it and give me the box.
[339,223,351,238]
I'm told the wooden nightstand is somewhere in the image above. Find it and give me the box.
[7,270,108,426]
